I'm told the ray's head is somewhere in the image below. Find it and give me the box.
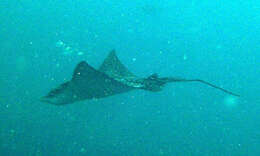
[40,82,78,105]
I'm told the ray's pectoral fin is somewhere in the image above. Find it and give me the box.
[40,81,72,105]
[72,61,97,81]
[40,61,99,105]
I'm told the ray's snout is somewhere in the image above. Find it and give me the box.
[40,96,67,105]
[40,96,56,104]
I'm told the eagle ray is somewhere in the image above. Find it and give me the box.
[41,50,239,105]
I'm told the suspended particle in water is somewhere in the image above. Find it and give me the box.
[77,51,84,56]
[80,147,86,153]
[63,46,74,55]
[183,54,187,60]
[56,40,65,48]
[10,129,15,135]
[224,96,239,108]
[216,44,223,49]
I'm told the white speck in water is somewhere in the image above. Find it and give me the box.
[183,54,187,60]
[56,40,64,47]
[80,147,86,153]
[10,129,15,134]
[78,51,84,55]
[216,44,223,49]
[128,29,133,33]
[224,96,239,108]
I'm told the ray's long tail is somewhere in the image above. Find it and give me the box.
[163,77,240,97]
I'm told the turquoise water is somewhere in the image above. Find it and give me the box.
[1,0,260,155]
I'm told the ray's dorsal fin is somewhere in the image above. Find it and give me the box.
[99,50,138,80]
[72,61,97,81]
